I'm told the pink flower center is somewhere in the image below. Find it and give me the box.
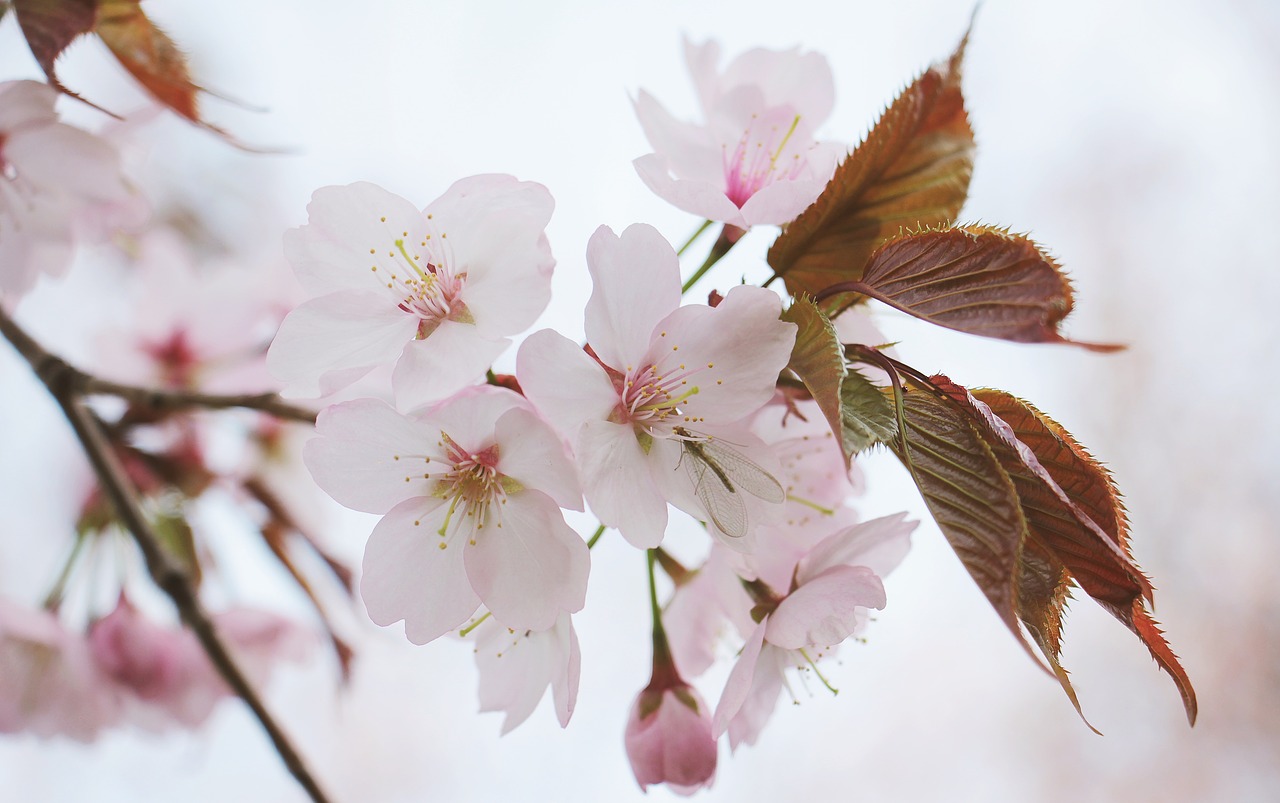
[722,112,806,208]
[431,434,509,544]
[369,223,471,338]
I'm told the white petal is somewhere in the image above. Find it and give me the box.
[796,513,917,584]
[633,154,747,228]
[422,174,554,281]
[360,498,480,645]
[267,291,416,397]
[517,328,619,437]
[583,223,683,371]
[391,322,508,411]
[494,407,582,511]
[464,491,589,632]
[305,398,441,513]
[712,619,766,738]
[765,565,885,650]
[417,384,527,448]
[578,418,668,549]
[632,90,723,184]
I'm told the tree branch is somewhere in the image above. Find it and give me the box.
[0,307,333,803]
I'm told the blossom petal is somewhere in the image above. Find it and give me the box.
[391,322,508,411]
[422,174,554,285]
[583,223,683,371]
[360,498,480,645]
[494,407,582,511]
[464,491,589,632]
[283,182,430,297]
[474,611,576,734]
[712,619,766,738]
[796,513,917,584]
[305,398,441,514]
[267,290,417,397]
[720,46,835,124]
[517,329,619,436]
[633,90,723,184]
[551,614,581,728]
[633,154,747,228]
[417,384,527,448]
[737,176,831,228]
[724,643,787,750]
[578,418,668,549]
[647,285,795,425]
[765,565,886,650]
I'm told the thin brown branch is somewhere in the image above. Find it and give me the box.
[1,308,334,803]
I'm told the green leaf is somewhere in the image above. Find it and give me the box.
[839,366,897,455]
[828,225,1120,351]
[781,296,847,455]
[768,25,974,300]
[151,512,201,588]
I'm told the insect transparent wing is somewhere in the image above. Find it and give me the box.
[699,439,786,504]
[683,447,749,538]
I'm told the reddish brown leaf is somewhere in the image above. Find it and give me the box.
[11,0,100,100]
[972,388,1197,725]
[94,0,199,122]
[768,27,974,299]
[824,225,1121,351]
[887,384,1042,665]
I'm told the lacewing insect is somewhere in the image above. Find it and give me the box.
[673,427,785,538]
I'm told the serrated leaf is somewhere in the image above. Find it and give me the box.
[768,26,974,299]
[972,388,1197,725]
[12,0,99,98]
[887,384,1041,664]
[829,225,1120,351]
[94,0,200,122]
[839,366,897,455]
[781,296,847,456]
[1016,538,1094,730]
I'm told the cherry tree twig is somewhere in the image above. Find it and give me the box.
[0,308,333,803]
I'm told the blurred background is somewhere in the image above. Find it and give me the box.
[1,0,1277,800]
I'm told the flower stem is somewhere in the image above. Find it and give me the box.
[681,224,745,296]
[646,548,671,663]
[42,528,89,611]
[676,219,714,257]
[586,523,607,549]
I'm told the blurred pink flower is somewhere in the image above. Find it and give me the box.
[305,387,588,644]
[633,39,842,229]
[472,611,580,734]
[0,80,145,302]
[268,176,554,410]
[0,597,116,741]
[518,223,795,550]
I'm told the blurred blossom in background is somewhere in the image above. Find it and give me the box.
[0,0,1277,800]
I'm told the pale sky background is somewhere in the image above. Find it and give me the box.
[0,1,1277,801]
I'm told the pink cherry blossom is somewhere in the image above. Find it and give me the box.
[663,545,755,678]
[633,39,842,229]
[268,176,554,410]
[0,80,145,302]
[305,386,589,644]
[713,514,915,749]
[471,611,580,734]
[87,595,312,732]
[625,684,718,795]
[518,223,796,549]
[0,597,117,741]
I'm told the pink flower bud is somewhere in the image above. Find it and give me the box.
[624,684,718,795]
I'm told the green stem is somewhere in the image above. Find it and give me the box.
[681,224,744,295]
[586,524,606,549]
[676,219,714,257]
[43,528,89,611]
[647,549,668,647]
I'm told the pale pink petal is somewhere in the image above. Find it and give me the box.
[459,233,554,339]
[283,182,430,297]
[474,611,576,734]
[724,643,787,750]
[361,498,480,645]
[737,176,830,227]
[632,91,723,184]
[493,407,582,511]
[682,38,723,119]
[645,285,795,425]
[417,384,527,448]
[464,491,589,632]
[6,125,132,203]
[0,81,58,130]
[391,322,508,411]
[551,614,580,728]
[720,47,835,123]
[306,398,441,513]
[633,154,747,228]
[765,565,885,650]
[517,329,619,436]
[712,619,766,738]
[422,174,554,280]
[577,418,668,549]
[583,223,683,371]
[797,513,916,584]
[267,291,418,397]
[665,546,754,677]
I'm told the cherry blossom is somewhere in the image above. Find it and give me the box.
[0,80,145,302]
[712,514,915,748]
[0,597,116,741]
[625,684,718,795]
[470,611,580,734]
[87,595,312,732]
[518,223,796,549]
[268,176,554,409]
[633,39,842,229]
[305,386,589,644]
